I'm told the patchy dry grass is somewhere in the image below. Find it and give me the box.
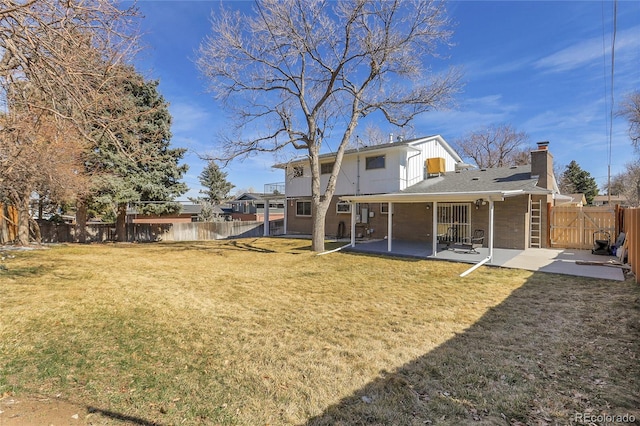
[0,238,638,425]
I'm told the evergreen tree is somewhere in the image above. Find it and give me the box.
[85,68,188,241]
[559,161,599,205]
[198,160,234,204]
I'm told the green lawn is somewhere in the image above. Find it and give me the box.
[0,238,638,425]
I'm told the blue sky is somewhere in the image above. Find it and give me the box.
[130,0,639,200]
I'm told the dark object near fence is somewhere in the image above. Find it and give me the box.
[592,230,611,255]
[461,229,485,254]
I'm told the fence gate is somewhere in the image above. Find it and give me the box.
[550,206,616,249]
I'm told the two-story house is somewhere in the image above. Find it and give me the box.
[276,136,563,253]
[275,135,465,239]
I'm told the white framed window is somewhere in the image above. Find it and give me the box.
[380,203,389,214]
[296,200,311,217]
[365,155,385,170]
[336,201,352,214]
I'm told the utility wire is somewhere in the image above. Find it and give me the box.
[607,0,617,204]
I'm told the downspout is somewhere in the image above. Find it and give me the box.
[488,199,495,262]
[356,154,360,195]
[356,136,361,196]
[405,146,421,189]
[460,199,495,277]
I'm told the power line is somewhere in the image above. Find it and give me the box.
[602,0,617,202]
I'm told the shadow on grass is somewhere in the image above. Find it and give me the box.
[87,406,164,426]
[0,265,54,279]
[157,239,279,254]
[305,272,640,425]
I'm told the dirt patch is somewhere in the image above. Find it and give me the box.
[0,394,89,425]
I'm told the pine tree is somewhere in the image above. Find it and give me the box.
[198,160,234,205]
[559,161,599,204]
[85,68,188,241]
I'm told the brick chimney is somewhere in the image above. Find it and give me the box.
[531,141,553,190]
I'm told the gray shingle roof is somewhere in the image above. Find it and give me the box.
[401,164,549,195]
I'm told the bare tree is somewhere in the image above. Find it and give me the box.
[348,123,416,148]
[198,0,460,251]
[455,124,530,169]
[0,102,88,244]
[613,160,640,206]
[618,90,640,150]
[0,0,140,170]
[0,0,140,244]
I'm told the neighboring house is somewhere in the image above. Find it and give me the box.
[229,193,285,222]
[592,194,629,207]
[128,204,202,224]
[211,204,233,221]
[559,193,587,207]
[275,134,467,237]
[276,137,564,251]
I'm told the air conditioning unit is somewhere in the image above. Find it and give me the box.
[426,157,446,176]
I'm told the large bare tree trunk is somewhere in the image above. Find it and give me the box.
[10,192,30,246]
[311,202,330,252]
[76,200,88,243]
[29,217,41,244]
[116,202,127,242]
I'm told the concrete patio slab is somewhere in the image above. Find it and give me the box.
[344,239,625,281]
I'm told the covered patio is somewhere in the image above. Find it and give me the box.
[343,238,625,281]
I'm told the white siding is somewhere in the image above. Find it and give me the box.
[282,135,460,197]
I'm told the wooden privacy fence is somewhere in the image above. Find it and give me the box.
[623,207,639,284]
[550,205,617,249]
[38,219,285,243]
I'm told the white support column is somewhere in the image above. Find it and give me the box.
[263,201,270,236]
[488,199,495,263]
[387,202,393,252]
[432,201,438,257]
[284,199,288,235]
[350,203,357,247]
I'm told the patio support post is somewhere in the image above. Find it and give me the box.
[284,200,288,235]
[263,202,270,237]
[488,199,495,262]
[350,203,357,247]
[432,201,438,257]
[387,202,393,252]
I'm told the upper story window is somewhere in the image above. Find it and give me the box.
[365,155,385,170]
[291,165,304,178]
[320,162,335,175]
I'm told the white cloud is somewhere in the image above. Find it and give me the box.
[414,94,521,139]
[534,26,640,73]
[169,102,212,134]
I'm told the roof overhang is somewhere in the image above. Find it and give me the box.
[340,190,525,204]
